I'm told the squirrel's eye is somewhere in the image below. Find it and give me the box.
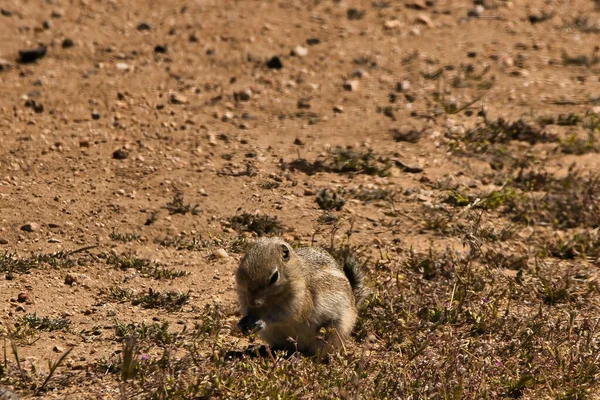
[269,270,279,285]
[281,245,290,261]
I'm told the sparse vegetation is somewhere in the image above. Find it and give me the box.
[285,146,392,177]
[164,192,200,215]
[131,289,190,311]
[228,213,284,236]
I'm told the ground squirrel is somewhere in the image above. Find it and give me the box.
[235,237,367,357]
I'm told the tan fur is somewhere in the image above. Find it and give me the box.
[235,237,361,357]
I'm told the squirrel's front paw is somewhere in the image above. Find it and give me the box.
[238,316,266,334]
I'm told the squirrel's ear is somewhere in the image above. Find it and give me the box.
[281,244,290,261]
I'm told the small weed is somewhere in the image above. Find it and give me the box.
[562,50,599,67]
[347,187,393,202]
[544,230,600,260]
[316,188,345,211]
[465,118,556,147]
[131,289,190,311]
[105,253,188,280]
[109,232,141,243]
[17,313,71,332]
[164,192,199,215]
[100,286,134,303]
[284,147,392,177]
[114,321,178,346]
[259,181,281,190]
[228,213,284,236]
[505,168,600,228]
[538,113,582,127]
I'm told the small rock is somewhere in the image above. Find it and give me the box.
[17,292,30,303]
[51,9,64,18]
[115,62,130,71]
[234,88,252,102]
[291,45,308,57]
[18,45,47,64]
[350,69,369,78]
[415,14,433,27]
[0,238,8,245]
[384,20,402,30]
[266,56,283,69]
[395,80,411,92]
[53,345,64,353]
[199,188,208,197]
[1,9,13,16]
[222,111,234,122]
[112,149,129,160]
[347,8,365,20]
[61,38,74,48]
[91,111,100,120]
[0,58,12,71]
[306,38,320,46]
[137,22,151,31]
[214,248,229,259]
[48,238,61,243]
[189,33,198,42]
[294,137,304,145]
[304,188,316,196]
[406,0,427,10]
[64,273,77,285]
[20,222,40,232]
[154,44,167,54]
[343,80,359,91]
[333,105,344,113]
[169,93,188,105]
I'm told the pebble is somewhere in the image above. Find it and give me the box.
[112,149,129,160]
[214,248,229,259]
[266,56,283,69]
[154,44,167,54]
[48,238,61,243]
[64,273,76,285]
[395,80,411,92]
[384,20,402,30]
[137,22,151,31]
[350,69,369,79]
[17,292,30,303]
[20,222,40,232]
[91,111,100,120]
[169,93,188,104]
[0,238,8,245]
[306,38,320,46]
[292,45,308,57]
[343,80,359,91]
[415,14,433,27]
[333,105,344,113]
[115,63,130,71]
[53,346,64,353]
[0,58,12,71]
[62,38,74,48]
[18,45,47,63]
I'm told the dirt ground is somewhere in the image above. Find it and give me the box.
[1,0,600,398]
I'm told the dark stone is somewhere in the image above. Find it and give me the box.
[154,44,167,54]
[18,45,47,63]
[62,38,74,48]
[136,22,151,31]
[266,56,283,69]
[112,149,129,160]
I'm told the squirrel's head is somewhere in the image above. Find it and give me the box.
[235,237,299,309]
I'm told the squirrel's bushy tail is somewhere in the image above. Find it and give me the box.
[334,247,370,306]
